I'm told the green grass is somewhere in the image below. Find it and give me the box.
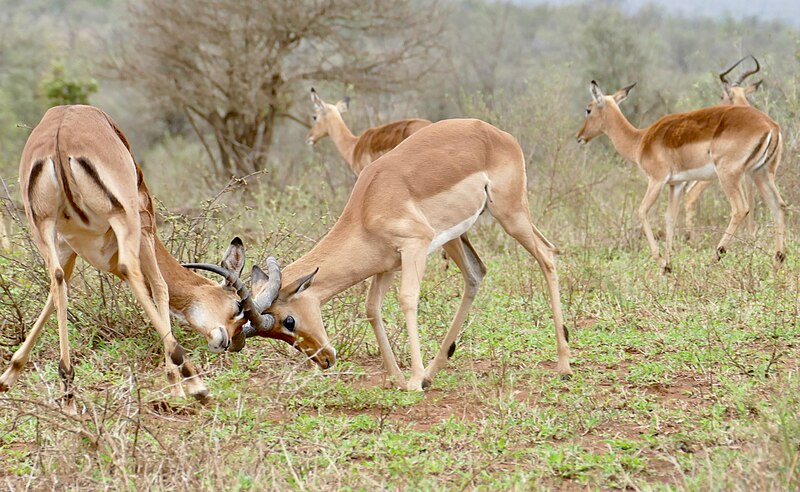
[1,217,799,489]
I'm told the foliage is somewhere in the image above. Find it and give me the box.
[38,62,99,107]
[1,0,800,489]
[110,0,445,178]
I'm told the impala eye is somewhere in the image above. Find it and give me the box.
[284,316,296,332]
[312,115,317,121]
[585,108,592,116]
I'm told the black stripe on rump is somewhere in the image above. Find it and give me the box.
[743,132,769,170]
[55,128,90,224]
[74,157,124,211]
[27,159,45,222]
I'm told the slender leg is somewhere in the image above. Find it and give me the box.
[684,180,712,242]
[714,170,749,261]
[365,272,406,388]
[29,219,78,414]
[423,235,486,387]
[638,178,667,270]
[140,234,204,398]
[398,244,429,391]
[664,182,686,273]
[109,217,207,400]
[0,251,76,392]
[751,169,786,268]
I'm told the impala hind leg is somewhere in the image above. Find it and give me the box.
[751,169,786,268]
[398,243,430,391]
[489,201,571,376]
[423,234,486,387]
[0,248,76,395]
[27,219,79,413]
[109,217,207,400]
[714,172,749,262]
[365,271,406,389]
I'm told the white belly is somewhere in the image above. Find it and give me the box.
[427,208,482,254]
[668,163,717,183]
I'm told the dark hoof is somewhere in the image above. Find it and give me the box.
[715,246,727,261]
[447,341,456,359]
[559,373,573,381]
[775,251,786,264]
[421,378,432,389]
[662,264,672,275]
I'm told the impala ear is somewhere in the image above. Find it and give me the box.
[250,265,269,294]
[336,96,350,113]
[310,88,325,112]
[282,268,319,297]
[613,82,636,104]
[590,80,606,107]
[745,80,763,94]
[221,237,246,279]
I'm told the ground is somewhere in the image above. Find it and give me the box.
[1,222,799,490]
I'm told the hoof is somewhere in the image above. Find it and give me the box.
[447,341,457,359]
[775,251,786,264]
[190,388,210,404]
[715,246,727,261]
[406,380,424,392]
[662,264,672,275]
[421,378,432,389]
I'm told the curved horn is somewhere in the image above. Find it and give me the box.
[182,263,273,335]
[720,56,748,84]
[255,257,282,313]
[735,55,760,86]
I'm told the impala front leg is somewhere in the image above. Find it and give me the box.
[366,272,406,389]
[398,244,429,392]
[638,178,666,270]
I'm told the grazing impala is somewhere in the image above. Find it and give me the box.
[0,105,325,411]
[306,88,432,176]
[576,80,785,272]
[684,56,764,239]
[257,118,570,391]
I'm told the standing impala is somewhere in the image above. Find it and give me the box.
[684,56,764,240]
[306,88,432,176]
[0,105,329,412]
[258,118,571,391]
[576,80,785,272]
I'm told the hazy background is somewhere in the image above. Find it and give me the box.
[0,0,798,248]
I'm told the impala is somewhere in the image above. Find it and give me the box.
[0,105,329,412]
[576,80,785,272]
[684,56,764,239]
[306,88,432,176]
[261,118,571,391]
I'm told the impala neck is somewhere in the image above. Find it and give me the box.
[282,225,378,304]
[154,236,211,312]
[603,104,644,164]
[327,113,359,170]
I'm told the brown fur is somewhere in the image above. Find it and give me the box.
[576,82,785,272]
[352,119,432,170]
[272,118,571,390]
[1,105,247,402]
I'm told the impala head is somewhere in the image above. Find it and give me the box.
[576,80,637,145]
[306,87,350,146]
[719,55,763,106]
[258,267,336,369]
[182,238,281,354]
